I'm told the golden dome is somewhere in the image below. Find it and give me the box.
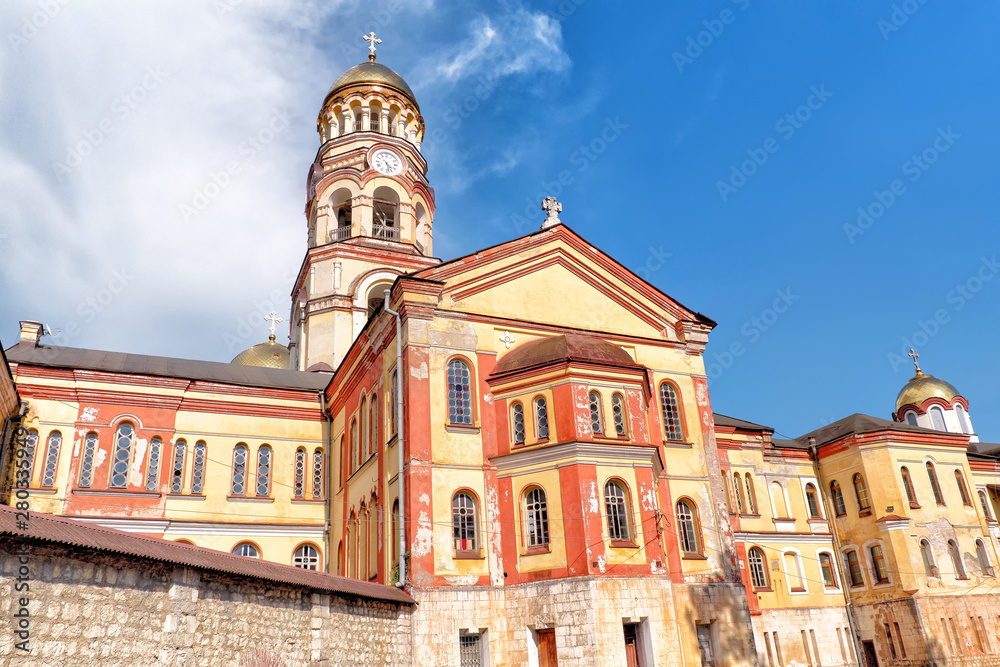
[895,371,960,411]
[325,61,418,109]
[230,335,290,370]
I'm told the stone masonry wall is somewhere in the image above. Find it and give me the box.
[752,606,858,667]
[0,540,411,666]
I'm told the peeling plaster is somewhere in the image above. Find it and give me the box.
[641,483,658,512]
[419,493,430,505]
[80,407,99,423]
[486,481,504,587]
[443,574,479,586]
[595,555,606,573]
[130,438,148,487]
[587,482,599,515]
[95,449,107,468]
[650,560,667,575]
[484,393,494,405]
[695,382,709,407]
[410,361,428,380]
[412,510,433,558]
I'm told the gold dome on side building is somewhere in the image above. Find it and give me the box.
[231,335,290,370]
[895,370,960,411]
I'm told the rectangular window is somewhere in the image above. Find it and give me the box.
[971,616,984,653]
[800,630,813,667]
[763,632,776,667]
[846,551,864,587]
[820,553,837,588]
[979,617,990,653]
[696,624,714,667]
[894,622,906,658]
[459,632,484,667]
[884,624,897,659]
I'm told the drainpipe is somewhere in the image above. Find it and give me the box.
[321,389,332,573]
[810,437,864,667]
[383,289,405,588]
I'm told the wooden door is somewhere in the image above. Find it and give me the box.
[624,624,639,667]
[862,640,879,667]
[538,629,558,667]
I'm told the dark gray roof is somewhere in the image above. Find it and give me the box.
[794,413,956,448]
[5,341,330,392]
[713,413,773,432]
[0,505,412,604]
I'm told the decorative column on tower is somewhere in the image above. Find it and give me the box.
[288,33,440,372]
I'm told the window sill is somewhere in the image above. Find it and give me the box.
[823,586,841,592]
[752,587,773,593]
[790,587,806,593]
[167,493,206,500]
[909,502,921,509]
[662,439,692,448]
[73,489,159,498]
[227,496,275,503]
[25,488,58,495]
[291,498,326,504]
[454,551,484,560]
[739,513,761,519]
[681,553,707,560]
[858,509,872,518]
[446,424,480,434]
[523,546,550,556]
[387,433,398,448]
[850,584,865,589]
[609,540,639,549]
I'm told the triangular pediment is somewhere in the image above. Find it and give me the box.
[411,225,713,343]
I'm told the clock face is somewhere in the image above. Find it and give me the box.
[371,149,402,176]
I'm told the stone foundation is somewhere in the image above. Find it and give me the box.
[752,606,858,666]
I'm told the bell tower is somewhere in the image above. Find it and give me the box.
[289,34,440,371]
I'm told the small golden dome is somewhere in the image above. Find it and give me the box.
[325,61,418,109]
[895,371,960,411]
[230,335,290,370]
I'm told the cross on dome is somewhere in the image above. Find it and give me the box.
[265,311,283,338]
[908,348,922,374]
[540,196,562,229]
[363,32,382,61]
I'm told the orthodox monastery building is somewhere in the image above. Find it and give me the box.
[3,39,1000,667]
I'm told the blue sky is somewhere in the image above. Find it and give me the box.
[1,1,997,440]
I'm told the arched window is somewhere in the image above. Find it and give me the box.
[534,396,549,439]
[900,467,917,505]
[452,492,478,554]
[956,405,972,434]
[784,551,805,592]
[845,549,864,587]
[748,547,769,589]
[819,553,838,588]
[41,431,61,488]
[926,462,944,505]
[350,418,359,471]
[348,513,358,578]
[659,383,683,441]
[79,432,98,488]
[293,448,306,498]
[373,186,400,240]
[389,369,398,437]
[255,446,272,496]
[524,487,549,548]
[919,539,936,576]
[21,429,39,484]
[589,391,603,434]
[359,396,367,459]
[367,497,377,578]
[771,482,789,518]
[676,499,701,555]
[231,444,249,496]
[293,544,320,570]
[955,469,972,506]
[869,544,889,583]
[145,437,162,491]
[192,441,206,494]
[929,406,947,431]
[976,539,993,576]
[732,473,745,514]
[948,540,966,579]
[170,439,186,494]
[337,541,344,576]
[611,393,627,436]
[830,481,846,516]
[110,423,135,489]
[369,395,378,456]
[510,402,526,444]
[979,490,993,520]
[744,473,757,514]
[604,481,630,542]
[853,474,871,512]
[447,359,473,425]
[232,542,260,559]
[904,412,918,426]
[805,483,821,518]
[312,449,324,499]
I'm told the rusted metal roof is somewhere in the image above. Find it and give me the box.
[5,341,330,392]
[491,333,642,378]
[0,505,413,605]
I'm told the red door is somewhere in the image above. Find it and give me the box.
[624,624,639,667]
[538,629,558,667]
